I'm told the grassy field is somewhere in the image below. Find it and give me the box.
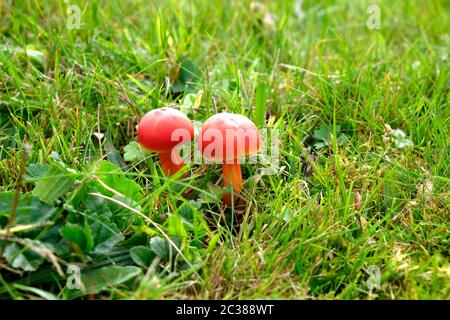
[0,0,449,300]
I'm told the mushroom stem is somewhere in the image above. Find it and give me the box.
[222,163,243,206]
[157,149,184,176]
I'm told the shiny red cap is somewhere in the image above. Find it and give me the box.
[198,112,261,162]
[138,108,194,153]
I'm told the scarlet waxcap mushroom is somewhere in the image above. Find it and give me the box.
[138,107,194,176]
[198,112,261,206]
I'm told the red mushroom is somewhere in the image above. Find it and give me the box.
[198,112,261,206]
[138,107,194,176]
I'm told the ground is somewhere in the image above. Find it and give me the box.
[0,0,449,299]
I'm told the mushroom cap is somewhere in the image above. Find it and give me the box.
[138,107,194,153]
[198,112,261,162]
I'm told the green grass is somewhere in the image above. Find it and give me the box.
[0,0,449,299]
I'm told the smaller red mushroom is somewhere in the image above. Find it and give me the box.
[198,112,261,206]
[138,107,194,176]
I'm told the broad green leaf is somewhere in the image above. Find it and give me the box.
[123,141,146,162]
[38,222,70,256]
[32,163,76,205]
[171,56,198,94]
[120,233,149,247]
[66,184,112,218]
[166,213,188,238]
[2,242,44,272]
[93,160,143,202]
[150,236,180,261]
[312,124,347,150]
[108,194,141,230]
[62,202,123,256]
[313,124,331,142]
[24,163,50,181]
[149,236,168,259]
[0,192,56,226]
[87,213,124,255]
[67,266,142,298]
[60,224,86,251]
[177,202,195,221]
[179,58,197,84]
[130,246,155,268]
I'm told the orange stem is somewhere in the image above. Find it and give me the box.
[158,149,184,176]
[222,163,243,206]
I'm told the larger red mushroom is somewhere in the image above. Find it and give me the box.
[198,112,261,206]
[138,107,194,176]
